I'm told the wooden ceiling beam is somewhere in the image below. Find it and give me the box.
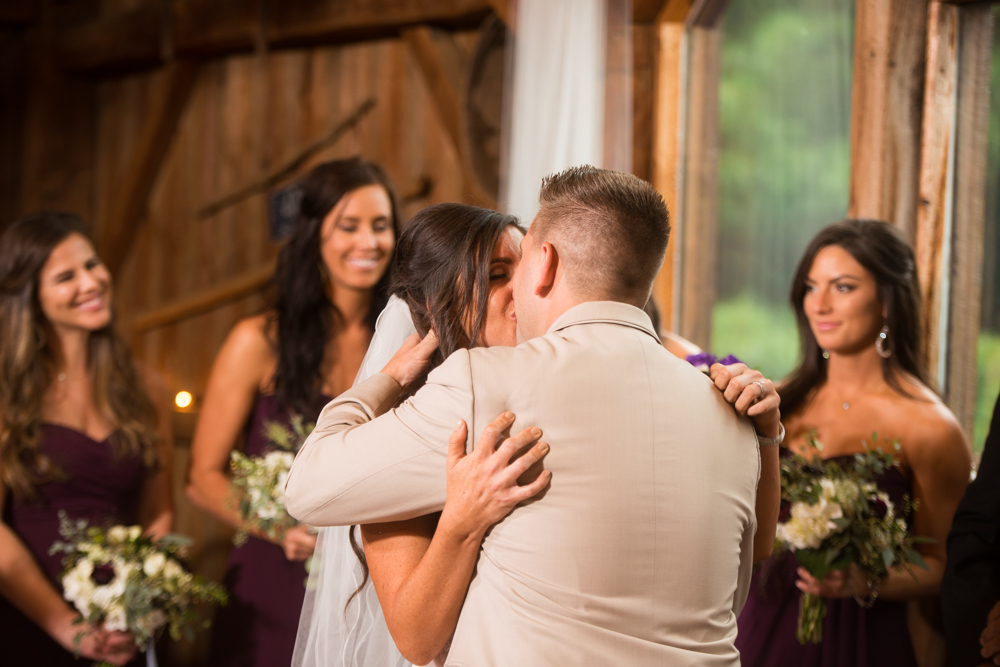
[266,0,492,48]
[55,0,496,77]
[0,0,39,26]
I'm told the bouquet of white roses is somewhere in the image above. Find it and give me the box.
[49,512,227,664]
[229,415,312,545]
[776,434,929,644]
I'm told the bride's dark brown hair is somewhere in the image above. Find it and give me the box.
[0,212,160,499]
[347,202,524,608]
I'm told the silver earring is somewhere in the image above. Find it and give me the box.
[822,349,830,360]
[876,324,891,359]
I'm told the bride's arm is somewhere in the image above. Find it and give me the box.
[361,415,550,666]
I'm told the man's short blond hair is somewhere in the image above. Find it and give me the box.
[532,166,670,305]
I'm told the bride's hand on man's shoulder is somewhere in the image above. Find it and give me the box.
[381,330,439,387]
[709,362,781,438]
[440,413,552,541]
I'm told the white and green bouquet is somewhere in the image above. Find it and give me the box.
[50,512,227,665]
[229,415,313,545]
[775,435,930,644]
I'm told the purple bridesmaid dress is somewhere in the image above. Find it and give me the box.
[735,454,920,667]
[0,424,148,665]
[208,394,323,667]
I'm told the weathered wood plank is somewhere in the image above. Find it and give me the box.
[916,1,958,392]
[848,0,928,240]
[650,21,685,332]
[0,0,38,25]
[677,25,722,350]
[267,0,493,48]
[632,24,657,183]
[131,260,275,332]
[173,0,258,59]
[403,24,497,208]
[56,2,163,75]
[947,6,993,435]
[101,60,200,274]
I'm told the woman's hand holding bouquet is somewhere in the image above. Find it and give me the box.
[50,512,227,665]
[775,435,930,644]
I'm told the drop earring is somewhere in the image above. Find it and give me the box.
[822,349,830,360]
[876,324,892,359]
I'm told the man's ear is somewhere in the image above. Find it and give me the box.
[534,241,558,297]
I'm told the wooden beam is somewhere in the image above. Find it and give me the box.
[54,0,495,77]
[403,25,497,209]
[0,0,38,25]
[649,20,685,331]
[132,260,275,333]
[634,0,668,23]
[848,0,928,240]
[676,25,722,350]
[946,6,994,437]
[484,0,514,28]
[267,0,493,49]
[101,61,200,275]
[173,0,258,59]
[56,3,163,75]
[916,2,959,391]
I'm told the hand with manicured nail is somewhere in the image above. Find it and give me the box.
[439,412,552,541]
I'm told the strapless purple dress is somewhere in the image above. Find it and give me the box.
[0,424,147,665]
[735,454,919,666]
[208,394,323,667]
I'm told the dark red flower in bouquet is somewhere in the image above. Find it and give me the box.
[778,501,792,523]
[91,563,115,585]
[870,497,888,520]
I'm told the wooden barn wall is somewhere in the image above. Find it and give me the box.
[105,36,476,397]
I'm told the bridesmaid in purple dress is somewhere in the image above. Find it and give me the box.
[186,158,399,667]
[0,212,174,665]
[735,220,972,666]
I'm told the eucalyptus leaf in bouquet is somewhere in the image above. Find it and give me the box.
[230,417,314,545]
[774,434,930,644]
[49,511,227,665]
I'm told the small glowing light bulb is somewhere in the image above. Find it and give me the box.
[175,391,193,409]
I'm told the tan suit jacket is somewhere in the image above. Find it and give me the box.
[286,301,760,666]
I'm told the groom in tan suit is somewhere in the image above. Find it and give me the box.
[286,166,779,666]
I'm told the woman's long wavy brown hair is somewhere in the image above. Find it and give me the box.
[0,212,159,500]
[347,203,524,609]
[269,158,400,419]
[779,219,931,419]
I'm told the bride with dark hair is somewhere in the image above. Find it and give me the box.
[295,201,783,667]
[186,157,400,667]
[0,212,173,666]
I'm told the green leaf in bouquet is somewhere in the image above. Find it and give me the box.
[910,536,937,545]
[881,547,895,569]
[157,534,193,548]
[794,548,833,579]
[831,517,851,530]
[904,548,930,571]
[827,546,855,573]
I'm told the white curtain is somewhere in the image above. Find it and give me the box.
[501,0,633,223]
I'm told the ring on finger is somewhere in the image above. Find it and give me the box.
[752,380,767,402]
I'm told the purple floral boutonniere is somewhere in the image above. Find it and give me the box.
[685,353,743,374]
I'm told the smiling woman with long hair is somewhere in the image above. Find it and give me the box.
[185,157,400,667]
[0,211,173,666]
[736,219,972,666]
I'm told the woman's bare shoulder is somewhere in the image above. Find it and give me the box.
[890,375,969,466]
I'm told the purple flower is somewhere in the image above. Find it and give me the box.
[718,354,744,366]
[686,353,718,372]
[91,562,116,586]
[871,497,888,520]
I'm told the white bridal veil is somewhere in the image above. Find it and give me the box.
[291,296,417,667]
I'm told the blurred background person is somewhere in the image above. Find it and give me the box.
[0,212,174,666]
[736,220,971,666]
[186,158,399,667]
[943,385,1000,667]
